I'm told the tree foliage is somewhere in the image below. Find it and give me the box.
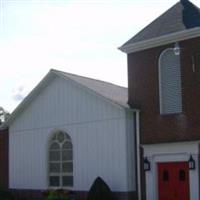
[0,107,10,125]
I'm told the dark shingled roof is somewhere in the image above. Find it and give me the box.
[121,0,200,47]
[52,69,129,108]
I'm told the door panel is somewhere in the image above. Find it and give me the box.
[173,163,189,200]
[158,163,174,200]
[158,162,189,200]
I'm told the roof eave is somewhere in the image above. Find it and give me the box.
[125,107,140,112]
[0,124,8,130]
[5,71,57,127]
[119,27,200,54]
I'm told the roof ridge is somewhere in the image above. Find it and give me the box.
[51,68,127,89]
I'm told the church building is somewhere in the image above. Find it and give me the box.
[1,0,200,200]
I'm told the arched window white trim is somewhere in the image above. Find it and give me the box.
[48,130,73,188]
[159,48,182,114]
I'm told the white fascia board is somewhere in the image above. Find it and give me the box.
[5,71,56,127]
[119,27,200,54]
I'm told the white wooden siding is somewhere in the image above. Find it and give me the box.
[9,76,136,192]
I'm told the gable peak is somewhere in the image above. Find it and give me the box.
[120,0,200,53]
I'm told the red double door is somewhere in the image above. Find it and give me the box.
[158,162,190,200]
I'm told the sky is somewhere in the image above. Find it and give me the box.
[1,0,200,112]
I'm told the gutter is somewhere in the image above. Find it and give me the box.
[127,108,141,200]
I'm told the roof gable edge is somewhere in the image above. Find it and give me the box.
[119,27,200,54]
[3,71,57,128]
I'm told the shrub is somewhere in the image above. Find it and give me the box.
[0,189,14,200]
[43,189,73,200]
[87,177,113,200]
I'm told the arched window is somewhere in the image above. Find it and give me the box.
[159,48,182,114]
[49,131,73,188]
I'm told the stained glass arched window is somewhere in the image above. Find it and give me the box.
[49,131,73,187]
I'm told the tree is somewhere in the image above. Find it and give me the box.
[0,107,10,125]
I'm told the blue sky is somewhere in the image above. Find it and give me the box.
[1,0,200,112]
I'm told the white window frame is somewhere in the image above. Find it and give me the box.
[48,130,73,189]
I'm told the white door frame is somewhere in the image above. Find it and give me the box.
[142,141,200,200]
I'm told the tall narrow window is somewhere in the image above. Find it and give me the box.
[159,48,182,114]
[49,131,73,188]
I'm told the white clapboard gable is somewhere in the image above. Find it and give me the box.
[9,70,136,193]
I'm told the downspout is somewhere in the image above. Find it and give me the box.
[135,110,141,200]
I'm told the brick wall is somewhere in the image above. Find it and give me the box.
[0,128,8,188]
[128,36,200,144]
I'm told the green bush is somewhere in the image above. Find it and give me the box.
[87,177,113,200]
[0,189,14,200]
[43,189,73,200]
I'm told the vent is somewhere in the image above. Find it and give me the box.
[159,48,182,114]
